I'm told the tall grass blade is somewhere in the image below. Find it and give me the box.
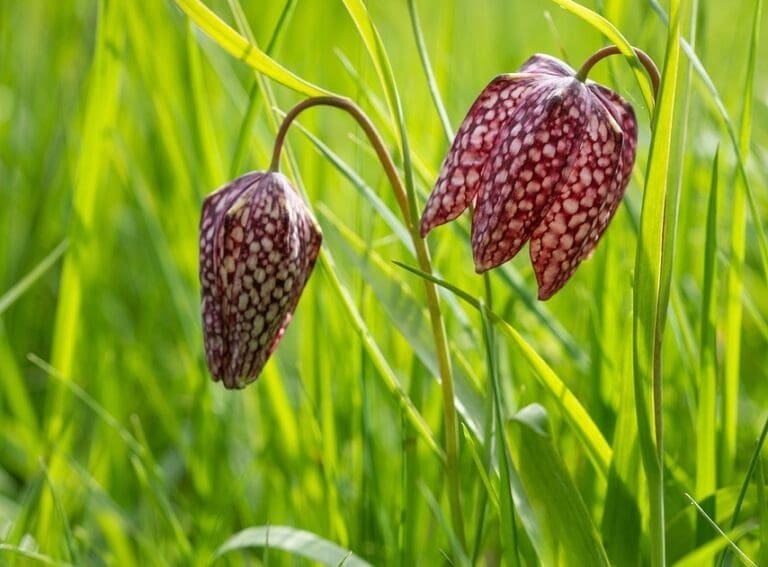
[721,0,763,485]
[172,0,329,97]
[479,303,519,566]
[394,261,612,476]
[406,0,453,142]
[696,151,719,525]
[632,0,682,562]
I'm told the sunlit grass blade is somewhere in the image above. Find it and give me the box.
[757,459,768,566]
[321,207,485,438]
[479,302,519,566]
[648,0,768,290]
[0,240,68,316]
[719,415,768,566]
[0,543,73,567]
[213,525,372,566]
[696,150,719,506]
[673,523,756,567]
[317,251,444,461]
[28,354,194,562]
[42,0,125,545]
[172,0,330,97]
[631,0,682,562]
[39,459,77,565]
[507,405,610,565]
[406,0,453,142]
[722,0,763,485]
[393,261,612,476]
[685,493,757,567]
[601,340,643,567]
[227,0,296,176]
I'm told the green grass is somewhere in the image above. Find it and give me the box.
[1,0,767,565]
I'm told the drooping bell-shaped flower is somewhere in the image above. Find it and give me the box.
[420,53,638,299]
[199,171,322,388]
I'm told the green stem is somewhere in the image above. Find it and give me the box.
[270,96,466,548]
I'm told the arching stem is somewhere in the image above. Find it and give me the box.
[575,45,660,98]
[271,96,467,549]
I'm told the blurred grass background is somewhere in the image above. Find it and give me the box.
[1,0,767,565]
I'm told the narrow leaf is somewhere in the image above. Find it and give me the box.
[214,525,372,566]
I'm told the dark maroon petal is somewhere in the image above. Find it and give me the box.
[471,78,589,272]
[200,172,321,388]
[200,172,263,382]
[519,53,576,77]
[576,84,638,262]
[419,74,537,236]
[529,101,624,299]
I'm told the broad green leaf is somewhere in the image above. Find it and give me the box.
[172,0,330,97]
[507,404,610,566]
[214,525,372,566]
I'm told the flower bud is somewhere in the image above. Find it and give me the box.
[199,172,322,388]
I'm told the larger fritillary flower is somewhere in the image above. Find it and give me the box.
[420,53,638,299]
[199,171,322,388]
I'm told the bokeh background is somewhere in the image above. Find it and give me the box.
[1,0,767,564]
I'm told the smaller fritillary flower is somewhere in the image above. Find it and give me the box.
[420,53,639,299]
[199,171,322,389]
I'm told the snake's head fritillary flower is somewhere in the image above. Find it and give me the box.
[199,171,322,389]
[420,53,637,299]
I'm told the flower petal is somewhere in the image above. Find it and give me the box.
[206,173,321,388]
[419,74,536,236]
[576,84,638,262]
[471,79,589,272]
[529,100,624,299]
[519,53,575,77]
[200,172,263,383]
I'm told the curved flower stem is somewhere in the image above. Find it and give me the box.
[271,96,467,548]
[575,45,660,98]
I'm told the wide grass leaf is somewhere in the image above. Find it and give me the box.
[507,404,610,566]
[214,525,372,566]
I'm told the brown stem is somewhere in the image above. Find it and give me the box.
[575,45,660,98]
[270,95,467,549]
[269,96,411,225]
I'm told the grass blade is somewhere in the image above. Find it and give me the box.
[721,0,763,485]
[214,525,372,566]
[631,0,682,563]
[394,261,612,476]
[0,240,68,316]
[685,493,757,567]
[172,0,329,97]
[406,0,453,142]
[549,0,655,113]
[507,405,610,566]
